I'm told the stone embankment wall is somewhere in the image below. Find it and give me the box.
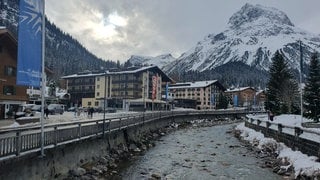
[0,117,170,180]
[245,121,320,159]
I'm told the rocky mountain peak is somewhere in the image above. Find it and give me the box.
[228,3,294,29]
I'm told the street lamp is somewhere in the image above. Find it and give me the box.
[103,71,107,137]
[143,76,147,112]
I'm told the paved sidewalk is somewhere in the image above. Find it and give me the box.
[0,119,15,128]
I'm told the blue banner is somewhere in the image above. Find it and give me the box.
[165,83,169,100]
[17,0,43,87]
[233,95,238,107]
[211,94,215,105]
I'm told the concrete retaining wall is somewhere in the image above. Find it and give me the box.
[0,116,175,180]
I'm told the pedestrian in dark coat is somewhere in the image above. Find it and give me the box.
[44,107,49,119]
[90,107,94,118]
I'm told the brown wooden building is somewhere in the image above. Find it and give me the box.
[0,28,28,119]
[225,87,256,108]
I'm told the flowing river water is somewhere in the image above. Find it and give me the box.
[120,123,283,180]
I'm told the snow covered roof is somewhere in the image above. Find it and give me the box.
[107,65,157,75]
[225,87,255,93]
[108,65,173,82]
[169,80,219,89]
[61,72,104,79]
[62,66,172,82]
[255,89,265,95]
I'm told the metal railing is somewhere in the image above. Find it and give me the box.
[246,118,320,137]
[0,110,249,160]
[245,118,320,159]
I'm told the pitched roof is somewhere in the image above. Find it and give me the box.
[62,65,173,82]
[225,87,255,93]
[169,80,225,90]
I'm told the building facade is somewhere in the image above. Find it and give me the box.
[224,87,257,108]
[168,80,226,110]
[0,29,28,119]
[62,66,172,111]
[61,72,103,107]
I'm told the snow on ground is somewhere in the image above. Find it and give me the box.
[2,110,140,129]
[247,113,320,142]
[236,114,320,177]
[2,109,320,177]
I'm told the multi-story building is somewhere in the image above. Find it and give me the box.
[61,71,103,107]
[224,87,256,108]
[62,66,172,111]
[168,80,226,110]
[0,28,28,119]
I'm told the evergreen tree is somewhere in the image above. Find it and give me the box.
[217,93,229,109]
[265,50,299,115]
[304,52,320,122]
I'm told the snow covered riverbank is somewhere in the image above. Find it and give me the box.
[236,121,320,178]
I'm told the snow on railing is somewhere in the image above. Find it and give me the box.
[0,110,250,161]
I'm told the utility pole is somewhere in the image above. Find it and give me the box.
[299,40,303,123]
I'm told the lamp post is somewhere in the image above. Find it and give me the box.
[103,72,107,137]
[143,75,148,112]
[299,40,303,124]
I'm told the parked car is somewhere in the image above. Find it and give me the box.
[48,104,64,115]
[31,105,42,112]
[67,107,76,112]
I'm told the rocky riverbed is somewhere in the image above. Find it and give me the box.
[61,118,284,179]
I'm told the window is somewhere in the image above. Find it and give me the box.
[3,86,16,95]
[96,92,100,97]
[87,102,92,106]
[97,84,100,89]
[95,101,99,106]
[97,77,100,81]
[4,66,16,77]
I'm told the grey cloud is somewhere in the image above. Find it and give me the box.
[46,0,320,62]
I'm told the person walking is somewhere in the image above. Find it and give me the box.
[89,107,94,118]
[44,106,49,119]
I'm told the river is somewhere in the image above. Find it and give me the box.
[120,123,283,180]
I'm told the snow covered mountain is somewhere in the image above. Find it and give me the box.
[166,3,320,74]
[127,54,176,70]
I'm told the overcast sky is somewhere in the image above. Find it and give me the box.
[45,0,320,63]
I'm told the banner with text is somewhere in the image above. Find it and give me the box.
[152,76,158,100]
[17,0,43,87]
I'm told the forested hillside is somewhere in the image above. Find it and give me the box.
[0,0,117,81]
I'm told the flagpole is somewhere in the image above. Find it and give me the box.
[299,40,303,124]
[40,0,46,157]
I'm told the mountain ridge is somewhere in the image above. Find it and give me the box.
[165,3,320,77]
